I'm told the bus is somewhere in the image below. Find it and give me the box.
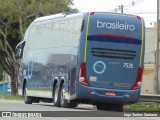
[15,12,145,111]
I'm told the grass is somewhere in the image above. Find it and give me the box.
[124,102,160,111]
[0,93,23,100]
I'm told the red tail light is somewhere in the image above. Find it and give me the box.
[90,12,95,15]
[136,16,141,20]
[78,63,90,86]
[132,67,143,90]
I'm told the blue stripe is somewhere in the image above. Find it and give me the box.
[88,35,141,45]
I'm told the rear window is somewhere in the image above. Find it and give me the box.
[88,13,142,40]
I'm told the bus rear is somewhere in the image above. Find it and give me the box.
[77,12,145,108]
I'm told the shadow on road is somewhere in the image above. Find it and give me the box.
[33,103,96,111]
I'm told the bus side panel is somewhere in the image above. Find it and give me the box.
[19,15,83,99]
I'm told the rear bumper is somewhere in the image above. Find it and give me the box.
[76,82,140,103]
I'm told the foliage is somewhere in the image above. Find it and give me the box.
[0,0,77,95]
[124,102,160,111]
[0,65,3,81]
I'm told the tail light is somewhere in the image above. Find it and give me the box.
[132,67,143,90]
[90,12,95,15]
[136,16,141,20]
[78,63,90,86]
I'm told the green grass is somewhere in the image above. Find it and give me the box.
[124,102,160,111]
[0,93,23,100]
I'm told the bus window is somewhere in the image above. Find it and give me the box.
[15,41,25,59]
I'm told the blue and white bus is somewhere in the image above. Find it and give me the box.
[16,12,145,111]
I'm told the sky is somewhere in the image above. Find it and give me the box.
[73,0,157,27]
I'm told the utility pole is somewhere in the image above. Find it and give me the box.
[115,5,124,13]
[117,5,123,13]
[156,0,160,94]
[120,5,123,13]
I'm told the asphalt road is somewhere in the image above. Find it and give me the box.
[0,99,159,120]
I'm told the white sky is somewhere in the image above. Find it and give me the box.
[73,0,157,27]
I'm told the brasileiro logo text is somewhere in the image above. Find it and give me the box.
[97,20,136,31]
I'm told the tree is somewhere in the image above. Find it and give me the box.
[0,0,77,95]
[14,0,77,39]
[0,0,19,95]
[0,65,3,81]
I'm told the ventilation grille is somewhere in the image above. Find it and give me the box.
[91,48,136,59]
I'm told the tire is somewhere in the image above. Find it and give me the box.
[69,101,78,108]
[23,84,32,104]
[53,83,61,107]
[60,84,70,108]
[60,84,78,108]
[33,98,40,103]
[110,104,124,112]
[96,103,109,111]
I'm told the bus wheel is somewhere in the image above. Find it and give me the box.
[60,84,70,108]
[110,104,124,112]
[96,103,109,110]
[24,84,32,104]
[53,83,61,107]
[69,101,78,108]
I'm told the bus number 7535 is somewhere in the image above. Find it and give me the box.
[123,63,134,69]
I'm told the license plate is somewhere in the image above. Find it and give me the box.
[105,92,116,96]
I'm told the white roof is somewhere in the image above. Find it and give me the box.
[33,13,84,23]
[34,13,65,23]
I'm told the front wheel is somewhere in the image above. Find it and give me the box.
[23,84,32,104]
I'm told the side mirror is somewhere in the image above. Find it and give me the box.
[15,47,22,59]
[15,41,25,59]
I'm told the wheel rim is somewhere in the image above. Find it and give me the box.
[54,86,58,103]
[60,87,65,105]
[24,87,27,102]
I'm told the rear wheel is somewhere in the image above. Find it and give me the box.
[96,103,109,110]
[96,103,123,112]
[53,83,61,107]
[23,84,32,104]
[69,101,78,108]
[60,84,78,108]
[110,104,124,112]
[60,84,70,108]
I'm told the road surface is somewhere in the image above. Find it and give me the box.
[0,99,159,120]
